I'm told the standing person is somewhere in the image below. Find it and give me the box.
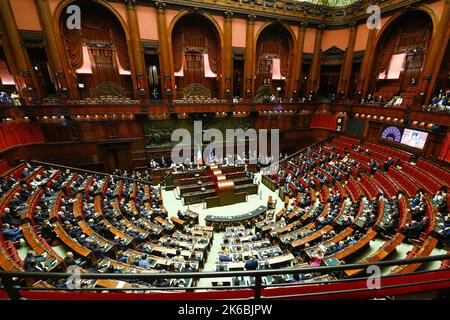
[11,91,21,107]
[310,247,325,267]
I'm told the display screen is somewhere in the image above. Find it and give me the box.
[400,129,428,149]
[381,126,403,143]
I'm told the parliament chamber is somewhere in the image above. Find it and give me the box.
[0,0,450,302]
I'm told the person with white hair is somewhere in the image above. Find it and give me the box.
[2,223,23,243]
[1,207,20,226]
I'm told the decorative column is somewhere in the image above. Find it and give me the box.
[35,0,74,98]
[125,0,148,99]
[338,22,357,97]
[0,0,42,98]
[357,27,377,97]
[223,11,233,99]
[155,1,174,99]
[243,14,256,99]
[0,17,19,88]
[420,0,450,103]
[308,24,324,93]
[290,21,307,97]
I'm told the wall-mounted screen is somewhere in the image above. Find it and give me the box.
[400,129,428,149]
[381,126,403,143]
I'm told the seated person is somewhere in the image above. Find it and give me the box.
[218,252,232,262]
[335,241,346,252]
[310,247,325,267]
[2,223,23,243]
[177,210,186,220]
[1,207,20,226]
[173,249,185,262]
[63,251,86,269]
[181,262,195,273]
[24,250,47,271]
[404,217,428,239]
[251,232,262,241]
[138,254,151,269]
[244,256,259,270]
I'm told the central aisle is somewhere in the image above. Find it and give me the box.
[160,172,285,288]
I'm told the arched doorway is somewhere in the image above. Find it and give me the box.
[369,11,433,102]
[172,14,221,99]
[255,24,293,99]
[59,0,132,98]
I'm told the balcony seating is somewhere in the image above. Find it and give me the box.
[401,163,441,194]
[344,178,361,202]
[358,174,380,200]
[386,167,419,198]
[416,159,450,187]
[373,172,398,198]
[365,143,412,162]
[0,161,10,177]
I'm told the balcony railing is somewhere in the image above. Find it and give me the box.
[0,253,449,300]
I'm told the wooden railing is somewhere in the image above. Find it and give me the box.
[2,102,449,126]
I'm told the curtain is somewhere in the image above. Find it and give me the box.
[62,2,130,82]
[255,27,290,88]
[63,27,83,69]
[377,39,396,76]
[173,31,184,73]
[172,15,220,95]
[377,19,430,77]
[207,36,218,75]
[111,24,130,71]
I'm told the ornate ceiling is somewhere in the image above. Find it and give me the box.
[299,0,357,7]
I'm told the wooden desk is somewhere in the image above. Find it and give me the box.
[98,257,157,273]
[205,206,267,226]
[323,228,377,266]
[305,227,354,259]
[141,243,204,261]
[22,223,62,270]
[262,175,277,192]
[267,253,295,267]
[170,217,185,229]
[345,233,404,277]
[390,237,438,274]
[124,249,200,272]
[0,246,22,271]
[155,216,174,231]
[291,225,333,248]
[53,222,92,258]
[95,279,150,291]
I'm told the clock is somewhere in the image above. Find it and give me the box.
[381,126,402,142]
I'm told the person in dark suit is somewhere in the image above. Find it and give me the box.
[218,254,232,262]
[383,157,394,172]
[244,256,259,270]
[1,207,20,226]
[41,220,57,243]
[63,252,77,268]
[177,210,186,220]
[404,217,428,239]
